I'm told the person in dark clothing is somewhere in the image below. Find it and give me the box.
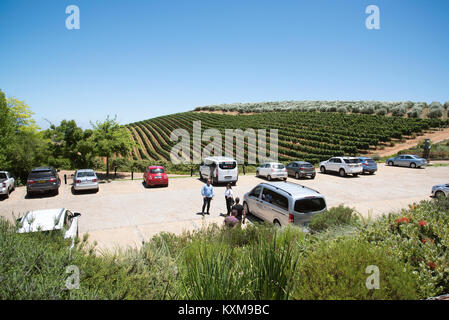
[231,197,246,224]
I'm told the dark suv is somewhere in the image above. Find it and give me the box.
[26,167,61,197]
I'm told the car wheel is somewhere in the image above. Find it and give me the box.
[410,163,416,168]
[369,171,375,175]
[199,172,203,180]
[72,187,77,195]
[232,181,237,186]
[310,175,315,179]
[267,175,272,181]
[388,161,394,166]
[5,188,10,198]
[256,170,260,177]
[353,173,358,177]
[435,191,445,198]
[295,172,299,179]
[273,220,281,228]
[243,202,251,216]
[54,189,59,196]
[320,166,326,174]
[339,168,346,177]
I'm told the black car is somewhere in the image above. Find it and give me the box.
[286,161,316,179]
[26,167,61,197]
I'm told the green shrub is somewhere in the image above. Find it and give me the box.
[375,108,387,116]
[309,205,359,232]
[293,238,420,299]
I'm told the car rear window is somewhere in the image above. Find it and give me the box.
[150,168,165,174]
[219,162,236,169]
[29,170,54,179]
[272,164,285,169]
[294,198,326,213]
[0,173,7,180]
[77,171,95,177]
[344,159,359,164]
[300,163,314,168]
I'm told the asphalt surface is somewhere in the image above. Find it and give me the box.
[1,164,448,251]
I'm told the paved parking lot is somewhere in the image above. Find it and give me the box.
[1,164,448,251]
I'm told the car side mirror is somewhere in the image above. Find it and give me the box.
[73,212,81,217]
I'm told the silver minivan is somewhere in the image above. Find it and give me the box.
[243,181,327,226]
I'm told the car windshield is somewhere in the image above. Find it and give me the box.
[77,171,95,177]
[273,164,285,169]
[150,168,164,174]
[29,170,54,179]
[219,162,236,169]
[0,173,7,180]
[344,159,359,164]
[294,198,326,213]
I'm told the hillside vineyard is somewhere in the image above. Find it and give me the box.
[126,111,445,164]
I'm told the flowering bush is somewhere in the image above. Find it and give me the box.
[360,200,449,298]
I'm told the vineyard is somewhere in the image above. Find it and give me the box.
[125,111,447,164]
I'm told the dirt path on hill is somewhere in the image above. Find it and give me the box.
[365,127,449,157]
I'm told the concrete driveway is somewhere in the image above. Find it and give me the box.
[1,164,448,251]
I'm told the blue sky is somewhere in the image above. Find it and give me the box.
[1,0,448,129]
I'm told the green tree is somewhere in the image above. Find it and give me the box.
[89,116,135,178]
[7,97,39,133]
[0,90,16,168]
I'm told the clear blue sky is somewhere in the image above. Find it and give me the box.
[1,0,448,129]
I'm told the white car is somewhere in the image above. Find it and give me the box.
[0,171,15,198]
[256,162,288,181]
[431,184,449,198]
[17,208,80,247]
[73,169,99,193]
[319,157,363,177]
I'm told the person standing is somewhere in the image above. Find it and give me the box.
[231,197,246,224]
[224,183,234,215]
[201,178,214,215]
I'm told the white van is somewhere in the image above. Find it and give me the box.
[199,156,238,185]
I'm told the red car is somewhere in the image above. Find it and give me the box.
[143,166,168,187]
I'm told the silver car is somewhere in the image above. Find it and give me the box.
[386,154,427,168]
[431,184,449,198]
[256,162,288,181]
[243,181,327,226]
[73,169,99,193]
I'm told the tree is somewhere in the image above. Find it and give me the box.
[89,116,135,178]
[0,90,16,168]
[7,97,39,133]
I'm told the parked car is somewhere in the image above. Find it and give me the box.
[73,169,99,193]
[17,208,80,248]
[286,161,316,179]
[319,157,363,177]
[143,166,168,187]
[431,183,449,198]
[358,157,378,174]
[386,154,427,168]
[0,171,15,198]
[26,167,61,197]
[199,156,238,185]
[243,181,326,226]
[256,162,288,181]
